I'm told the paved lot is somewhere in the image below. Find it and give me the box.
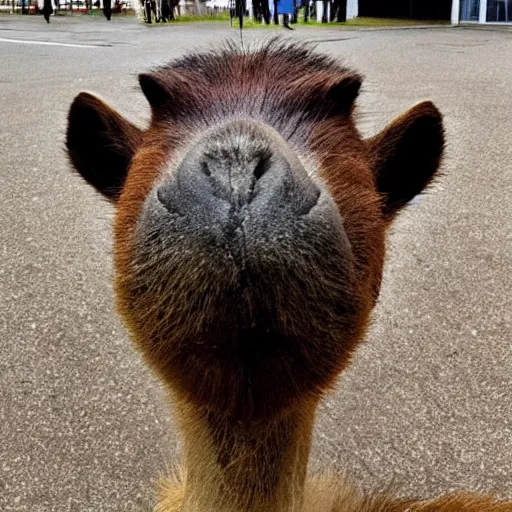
[0,15,511,512]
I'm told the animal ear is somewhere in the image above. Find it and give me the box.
[367,101,445,218]
[294,74,362,117]
[321,75,362,115]
[139,71,197,120]
[66,92,142,202]
[138,72,171,110]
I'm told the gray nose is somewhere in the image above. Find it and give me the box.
[156,120,320,226]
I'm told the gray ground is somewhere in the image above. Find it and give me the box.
[0,14,511,512]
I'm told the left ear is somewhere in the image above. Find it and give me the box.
[367,101,445,219]
[66,92,142,202]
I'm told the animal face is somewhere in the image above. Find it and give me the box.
[66,41,444,421]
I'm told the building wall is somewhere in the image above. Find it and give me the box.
[358,0,451,20]
[347,0,357,18]
[451,0,459,22]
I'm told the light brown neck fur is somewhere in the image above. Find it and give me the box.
[170,397,317,512]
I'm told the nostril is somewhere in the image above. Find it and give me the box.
[156,185,169,209]
[253,156,269,181]
[156,181,179,214]
[201,161,211,177]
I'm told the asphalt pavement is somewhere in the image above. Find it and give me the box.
[0,14,511,512]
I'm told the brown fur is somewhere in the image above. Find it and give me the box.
[65,40,511,511]
[155,475,512,512]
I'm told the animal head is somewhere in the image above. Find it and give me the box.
[66,41,444,422]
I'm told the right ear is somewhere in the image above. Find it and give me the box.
[367,101,444,219]
[66,92,142,202]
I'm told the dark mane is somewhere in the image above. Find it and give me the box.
[139,39,363,139]
[170,39,354,77]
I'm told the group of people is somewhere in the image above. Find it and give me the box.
[245,0,347,26]
[40,0,346,24]
[41,0,117,22]
[140,0,179,23]
[39,0,174,24]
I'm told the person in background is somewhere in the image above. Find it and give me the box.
[161,0,171,21]
[330,0,346,22]
[274,0,293,28]
[253,0,271,24]
[42,0,53,22]
[103,0,112,19]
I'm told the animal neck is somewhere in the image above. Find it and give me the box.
[175,398,318,512]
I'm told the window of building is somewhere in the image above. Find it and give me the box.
[460,0,480,20]
[487,0,511,21]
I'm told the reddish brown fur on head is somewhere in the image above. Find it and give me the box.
[66,40,444,424]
